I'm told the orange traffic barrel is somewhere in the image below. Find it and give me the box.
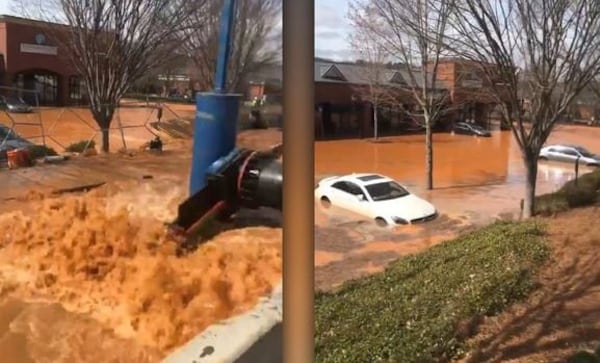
[7,149,32,169]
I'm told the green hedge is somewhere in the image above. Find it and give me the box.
[65,140,96,153]
[27,144,58,159]
[535,170,600,215]
[314,221,549,363]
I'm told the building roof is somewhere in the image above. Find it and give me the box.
[0,14,68,28]
[314,60,447,90]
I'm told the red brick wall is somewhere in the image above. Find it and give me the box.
[248,83,265,99]
[0,18,79,106]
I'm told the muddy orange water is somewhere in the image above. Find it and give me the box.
[315,124,600,219]
[0,181,282,361]
[314,124,600,286]
[0,102,185,152]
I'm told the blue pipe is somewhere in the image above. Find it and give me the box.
[189,0,240,196]
[214,0,237,93]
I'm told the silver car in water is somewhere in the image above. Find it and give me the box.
[0,96,33,113]
[538,144,600,167]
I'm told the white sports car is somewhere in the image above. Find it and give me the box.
[315,173,438,227]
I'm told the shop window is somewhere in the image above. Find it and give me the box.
[69,76,83,102]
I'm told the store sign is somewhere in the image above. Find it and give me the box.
[20,43,58,56]
[158,74,190,82]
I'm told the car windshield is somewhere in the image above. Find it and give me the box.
[365,181,410,201]
[575,147,595,158]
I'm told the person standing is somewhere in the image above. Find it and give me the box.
[157,102,164,123]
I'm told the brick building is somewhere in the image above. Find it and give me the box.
[245,63,282,102]
[0,15,85,106]
[314,58,509,139]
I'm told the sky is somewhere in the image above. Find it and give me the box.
[0,2,16,16]
[315,0,355,61]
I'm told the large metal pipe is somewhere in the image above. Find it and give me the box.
[188,93,240,195]
[188,0,239,196]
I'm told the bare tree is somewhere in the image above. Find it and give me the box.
[179,0,281,93]
[349,32,396,140]
[15,0,201,152]
[349,0,455,190]
[448,0,600,217]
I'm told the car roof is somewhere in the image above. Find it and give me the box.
[545,144,578,149]
[337,173,394,186]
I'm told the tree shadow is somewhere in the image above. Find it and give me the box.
[463,220,600,362]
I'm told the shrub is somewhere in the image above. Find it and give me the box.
[535,192,570,215]
[535,169,600,215]
[314,221,549,363]
[65,140,96,153]
[567,351,599,363]
[564,184,597,208]
[27,144,58,160]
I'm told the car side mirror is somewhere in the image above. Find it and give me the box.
[356,194,366,202]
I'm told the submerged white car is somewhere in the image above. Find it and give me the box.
[314,173,438,227]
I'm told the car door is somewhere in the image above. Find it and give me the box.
[329,181,357,211]
[343,182,370,216]
[549,148,569,162]
[559,147,580,163]
[454,124,467,135]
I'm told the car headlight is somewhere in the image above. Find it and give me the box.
[391,216,408,225]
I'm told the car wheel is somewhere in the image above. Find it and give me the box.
[375,217,388,227]
[320,196,331,208]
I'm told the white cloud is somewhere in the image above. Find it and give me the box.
[315,48,358,61]
[315,0,353,61]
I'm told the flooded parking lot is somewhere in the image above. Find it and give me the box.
[314,124,600,289]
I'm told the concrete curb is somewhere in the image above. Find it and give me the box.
[163,282,282,363]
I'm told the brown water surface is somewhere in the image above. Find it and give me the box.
[0,297,161,362]
[314,124,600,288]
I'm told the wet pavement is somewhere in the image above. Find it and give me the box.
[314,124,600,290]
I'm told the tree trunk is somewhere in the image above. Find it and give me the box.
[91,105,115,153]
[373,103,378,140]
[425,123,433,190]
[522,154,538,218]
[101,128,110,153]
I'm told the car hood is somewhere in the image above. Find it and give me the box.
[371,194,436,222]
[7,103,32,110]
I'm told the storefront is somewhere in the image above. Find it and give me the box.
[0,15,83,106]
